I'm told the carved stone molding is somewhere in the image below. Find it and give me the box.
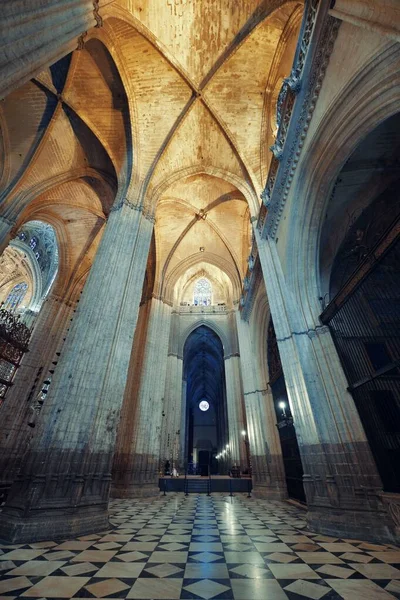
[240,257,263,322]
[264,14,340,238]
[77,32,88,50]
[93,1,103,28]
[110,198,156,223]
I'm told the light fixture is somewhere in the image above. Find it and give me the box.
[199,247,205,252]
[226,444,229,449]
[199,400,209,412]
[279,401,286,409]
[241,430,246,436]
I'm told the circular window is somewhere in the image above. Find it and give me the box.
[199,400,209,412]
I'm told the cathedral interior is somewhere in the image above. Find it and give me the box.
[0,1,399,598]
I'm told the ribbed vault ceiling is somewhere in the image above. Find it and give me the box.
[0,0,303,301]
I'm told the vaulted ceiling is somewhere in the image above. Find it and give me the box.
[0,0,303,301]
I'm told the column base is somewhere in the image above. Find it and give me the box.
[0,506,110,544]
[306,504,399,545]
[252,485,288,501]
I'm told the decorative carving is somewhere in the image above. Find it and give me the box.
[292,0,320,84]
[272,87,296,160]
[264,14,340,238]
[110,198,156,223]
[93,1,103,28]
[259,157,279,219]
[77,32,87,50]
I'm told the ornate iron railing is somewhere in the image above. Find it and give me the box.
[321,220,400,492]
[0,306,31,403]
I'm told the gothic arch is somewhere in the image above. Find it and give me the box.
[162,251,241,305]
[179,320,231,359]
[146,165,259,218]
[283,42,400,327]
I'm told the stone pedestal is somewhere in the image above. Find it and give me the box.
[236,311,287,500]
[0,199,153,543]
[257,235,398,543]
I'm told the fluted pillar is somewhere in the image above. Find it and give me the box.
[257,234,396,542]
[113,298,172,497]
[0,292,75,491]
[224,354,247,469]
[0,1,101,100]
[236,312,287,499]
[160,352,183,471]
[180,374,188,467]
[0,198,153,543]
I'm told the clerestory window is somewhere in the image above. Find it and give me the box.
[193,278,212,306]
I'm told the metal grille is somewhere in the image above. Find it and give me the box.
[0,359,16,386]
[322,232,400,492]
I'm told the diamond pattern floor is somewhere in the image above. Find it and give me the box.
[0,493,400,599]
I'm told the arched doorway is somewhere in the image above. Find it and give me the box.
[320,113,400,492]
[182,325,229,475]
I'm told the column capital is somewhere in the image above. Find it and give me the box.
[110,198,155,223]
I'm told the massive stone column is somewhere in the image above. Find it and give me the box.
[160,351,184,472]
[113,298,172,497]
[0,198,153,543]
[257,234,396,542]
[236,312,287,499]
[111,299,151,495]
[224,354,247,469]
[0,292,76,492]
[0,1,102,100]
[159,311,181,470]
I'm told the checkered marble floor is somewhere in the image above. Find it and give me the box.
[1,494,400,599]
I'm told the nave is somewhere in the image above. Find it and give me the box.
[1,494,400,599]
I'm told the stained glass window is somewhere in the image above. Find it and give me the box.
[193,278,212,306]
[4,282,28,310]
[29,237,37,250]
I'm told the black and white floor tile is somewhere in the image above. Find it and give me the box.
[1,493,400,599]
